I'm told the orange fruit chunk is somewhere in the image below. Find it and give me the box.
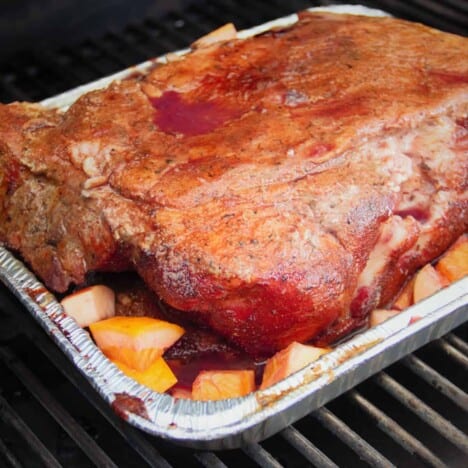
[260,342,330,390]
[192,369,255,401]
[392,277,415,311]
[114,357,177,393]
[89,316,184,371]
[436,235,468,283]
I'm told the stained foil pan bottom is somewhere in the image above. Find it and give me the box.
[1,5,467,450]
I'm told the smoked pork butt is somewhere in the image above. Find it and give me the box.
[1,12,467,355]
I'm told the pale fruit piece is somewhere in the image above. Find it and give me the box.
[260,342,330,390]
[192,369,255,401]
[61,285,115,328]
[171,387,193,400]
[369,309,401,327]
[192,23,237,48]
[413,264,448,303]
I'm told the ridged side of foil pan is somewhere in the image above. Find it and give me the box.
[1,5,467,450]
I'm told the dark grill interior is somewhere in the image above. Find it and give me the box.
[1,0,467,103]
[0,0,467,466]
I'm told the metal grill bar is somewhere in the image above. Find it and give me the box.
[190,1,251,30]
[374,372,468,454]
[348,390,446,468]
[0,436,22,468]
[242,443,283,468]
[0,346,118,468]
[409,0,467,24]
[446,333,468,355]
[86,38,132,69]
[56,47,111,83]
[103,32,149,64]
[436,339,468,369]
[203,1,257,28]
[31,50,79,90]
[281,426,338,468]
[41,50,96,87]
[124,26,170,59]
[312,407,395,468]
[402,354,468,411]
[0,75,31,102]
[362,0,467,34]
[141,20,192,54]
[194,452,229,468]
[171,11,214,38]
[443,0,468,14]
[12,315,174,468]
[240,0,290,20]
[0,393,61,468]
[13,63,51,98]
[144,18,195,49]
[0,2,467,466]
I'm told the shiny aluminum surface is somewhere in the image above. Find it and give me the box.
[1,6,466,449]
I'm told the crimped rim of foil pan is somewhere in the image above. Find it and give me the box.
[2,5,467,450]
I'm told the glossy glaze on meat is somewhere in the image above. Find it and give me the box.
[1,12,467,355]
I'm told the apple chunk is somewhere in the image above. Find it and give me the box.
[436,235,468,283]
[260,342,330,390]
[413,264,449,304]
[369,309,401,327]
[61,285,115,328]
[171,387,193,400]
[192,369,255,401]
[192,23,237,48]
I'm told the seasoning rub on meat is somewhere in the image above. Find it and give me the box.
[0,11,467,356]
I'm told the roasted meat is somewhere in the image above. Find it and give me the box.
[1,12,467,355]
[0,86,144,290]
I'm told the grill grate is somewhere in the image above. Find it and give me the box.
[0,0,466,103]
[0,0,467,466]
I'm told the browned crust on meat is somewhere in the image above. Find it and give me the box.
[0,12,467,354]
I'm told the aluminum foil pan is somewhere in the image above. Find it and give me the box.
[1,5,467,450]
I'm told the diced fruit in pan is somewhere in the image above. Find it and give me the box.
[436,234,468,283]
[369,309,401,327]
[260,342,330,390]
[171,387,193,400]
[192,23,237,48]
[114,357,177,393]
[392,277,415,311]
[89,316,185,371]
[413,264,449,304]
[192,369,255,401]
[83,235,465,399]
[61,285,115,328]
